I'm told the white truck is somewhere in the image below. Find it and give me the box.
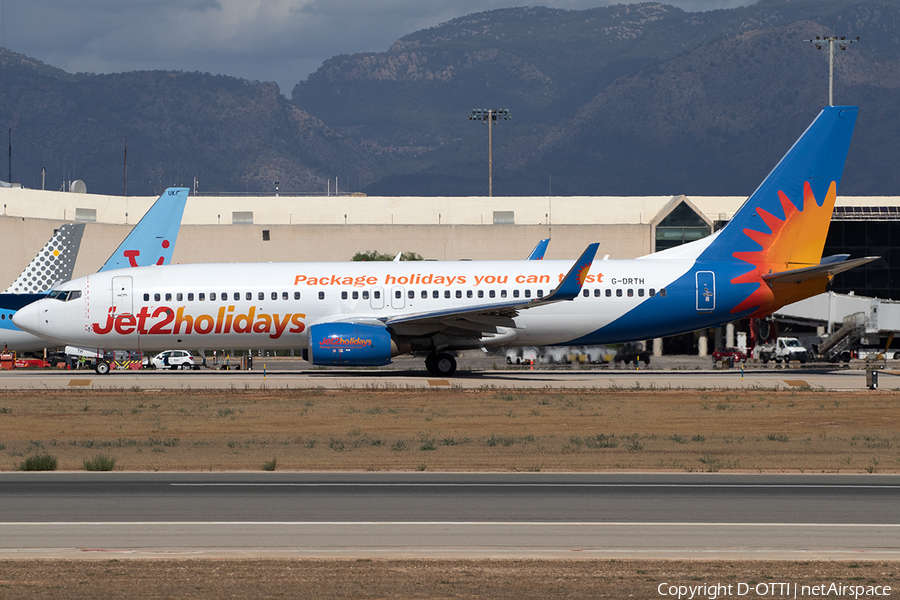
[755,337,809,364]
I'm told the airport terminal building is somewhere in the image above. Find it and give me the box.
[0,185,895,355]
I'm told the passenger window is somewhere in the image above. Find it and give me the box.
[235,292,241,301]
[176,293,183,302]
[408,290,414,299]
[616,289,623,297]
[374,290,381,299]
[594,289,601,297]
[295,291,301,300]
[143,293,150,301]
[362,291,369,300]
[525,290,531,298]
[537,290,544,298]
[606,289,612,297]
[222,292,227,300]
[477,290,484,298]
[489,290,496,298]
[282,292,288,301]
[627,289,633,297]
[660,288,667,297]
[258,292,264,301]
[246,292,252,301]
[583,290,589,298]
[271,292,278,301]
[444,290,450,299]
[501,289,507,298]
[210,293,216,301]
[165,293,172,301]
[433,290,439,299]
[513,289,520,298]
[455,290,462,299]
[354,291,360,300]
[467,290,473,299]
[318,291,325,300]
[395,290,402,299]
[638,289,645,297]
[341,291,348,300]
[154,293,161,301]
[421,290,427,299]
[649,288,656,297]
[188,293,194,302]
[199,293,205,301]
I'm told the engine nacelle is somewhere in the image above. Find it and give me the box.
[307,323,395,366]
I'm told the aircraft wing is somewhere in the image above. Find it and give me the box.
[385,243,598,337]
[761,256,880,285]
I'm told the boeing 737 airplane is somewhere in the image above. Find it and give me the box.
[15,107,875,375]
[1,188,189,352]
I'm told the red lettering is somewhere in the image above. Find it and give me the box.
[173,307,193,335]
[194,314,215,334]
[114,314,136,335]
[123,250,140,267]
[148,307,174,335]
[92,307,116,334]
[136,306,152,334]
[233,307,255,333]
[289,313,306,334]
[270,314,292,339]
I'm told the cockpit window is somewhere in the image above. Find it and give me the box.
[47,290,82,302]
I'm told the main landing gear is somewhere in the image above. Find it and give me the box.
[425,352,457,376]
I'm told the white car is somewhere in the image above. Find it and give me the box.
[149,350,198,370]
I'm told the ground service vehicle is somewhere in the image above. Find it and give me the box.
[149,350,198,370]
[756,337,809,364]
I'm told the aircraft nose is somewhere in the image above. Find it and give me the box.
[12,300,42,335]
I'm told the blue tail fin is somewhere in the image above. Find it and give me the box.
[700,106,857,267]
[99,187,189,271]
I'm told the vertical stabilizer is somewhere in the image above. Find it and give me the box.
[701,106,857,268]
[4,223,85,293]
[99,187,189,271]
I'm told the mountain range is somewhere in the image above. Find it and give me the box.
[1,0,898,198]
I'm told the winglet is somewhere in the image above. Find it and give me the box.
[531,243,599,306]
[526,239,550,260]
[99,187,189,272]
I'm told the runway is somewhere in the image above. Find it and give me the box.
[0,364,889,391]
[2,473,898,559]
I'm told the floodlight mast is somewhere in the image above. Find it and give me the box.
[804,33,859,106]
[469,108,511,197]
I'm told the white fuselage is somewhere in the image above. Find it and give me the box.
[14,257,702,353]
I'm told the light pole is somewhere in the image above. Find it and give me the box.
[469,108,511,197]
[804,34,859,106]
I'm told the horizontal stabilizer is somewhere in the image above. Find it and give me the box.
[761,256,879,285]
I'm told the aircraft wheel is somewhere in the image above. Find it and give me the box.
[425,354,438,375]
[433,353,457,376]
[94,361,110,375]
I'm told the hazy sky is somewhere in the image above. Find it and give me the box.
[1,0,756,94]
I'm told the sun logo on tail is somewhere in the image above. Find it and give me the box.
[730,181,837,315]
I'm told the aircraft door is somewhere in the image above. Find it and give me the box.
[111,276,134,315]
[695,271,715,312]
[370,286,384,309]
[391,286,405,309]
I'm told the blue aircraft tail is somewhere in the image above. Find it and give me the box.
[99,187,189,271]
[699,106,857,267]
